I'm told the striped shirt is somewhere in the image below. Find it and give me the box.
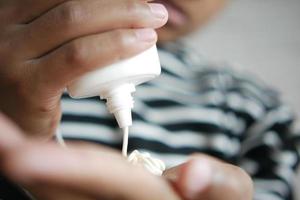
[60,42,299,200]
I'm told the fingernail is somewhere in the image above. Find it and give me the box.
[184,159,212,199]
[135,29,157,42]
[149,3,167,19]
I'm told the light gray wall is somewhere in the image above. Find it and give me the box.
[184,0,300,199]
[185,0,300,125]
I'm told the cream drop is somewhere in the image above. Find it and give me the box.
[127,150,166,176]
[121,128,165,176]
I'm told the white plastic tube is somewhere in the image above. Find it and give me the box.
[67,45,161,128]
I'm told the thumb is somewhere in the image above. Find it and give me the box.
[164,155,253,200]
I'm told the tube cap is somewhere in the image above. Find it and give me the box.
[114,108,133,128]
[100,84,135,128]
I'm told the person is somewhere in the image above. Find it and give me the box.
[0,0,298,199]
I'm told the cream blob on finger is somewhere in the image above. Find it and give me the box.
[128,150,166,176]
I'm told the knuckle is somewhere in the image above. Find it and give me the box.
[124,0,150,27]
[58,1,84,27]
[110,30,132,60]
[113,30,128,50]
[125,0,141,14]
[65,41,87,68]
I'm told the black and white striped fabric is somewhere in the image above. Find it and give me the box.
[60,43,300,200]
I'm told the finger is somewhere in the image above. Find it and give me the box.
[5,0,154,24]
[4,0,68,24]
[164,155,253,200]
[2,142,180,200]
[0,112,25,154]
[27,184,95,200]
[30,28,157,91]
[18,0,167,59]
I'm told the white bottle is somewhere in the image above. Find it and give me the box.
[67,45,161,128]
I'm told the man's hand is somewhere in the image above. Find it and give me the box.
[0,113,179,200]
[164,155,253,200]
[0,0,168,139]
[0,112,253,200]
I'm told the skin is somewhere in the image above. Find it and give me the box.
[0,113,253,200]
[0,0,168,139]
[0,0,253,199]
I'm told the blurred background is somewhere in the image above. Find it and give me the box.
[184,0,300,198]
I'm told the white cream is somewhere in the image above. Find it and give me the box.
[128,150,166,176]
[122,127,129,156]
